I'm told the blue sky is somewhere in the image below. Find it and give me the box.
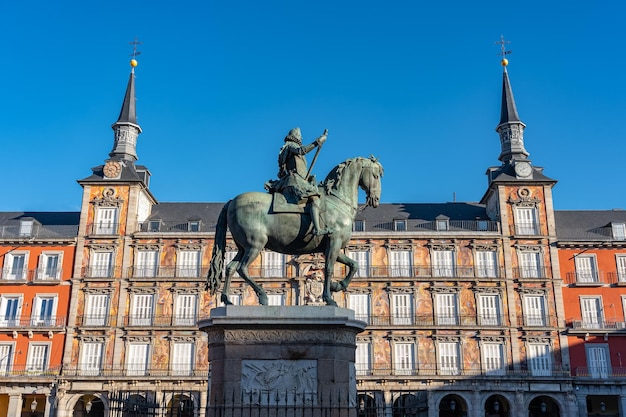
[1,1,624,211]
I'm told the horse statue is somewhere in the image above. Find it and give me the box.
[206,156,383,306]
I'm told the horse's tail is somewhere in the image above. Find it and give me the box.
[206,200,231,295]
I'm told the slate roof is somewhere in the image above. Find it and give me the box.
[555,210,626,241]
[0,212,80,239]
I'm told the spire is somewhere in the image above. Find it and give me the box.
[110,40,143,161]
[494,36,529,163]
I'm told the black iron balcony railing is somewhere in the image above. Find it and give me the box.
[0,365,61,377]
[87,222,121,235]
[137,221,217,233]
[365,220,500,233]
[575,367,626,378]
[1,267,65,281]
[361,313,511,327]
[0,224,77,239]
[81,266,123,278]
[62,364,209,378]
[0,316,66,328]
[355,364,569,378]
[514,222,542,236]
[80,315,116,327]
[512,267,552,279]
[566,318,626,331]
[348,265,506,279]
[123,315,199,327]
[565,271,611,285]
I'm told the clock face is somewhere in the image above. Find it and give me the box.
[514,162,532,178]
[103,161,122,178]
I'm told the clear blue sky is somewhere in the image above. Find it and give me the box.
[1,1,624,212]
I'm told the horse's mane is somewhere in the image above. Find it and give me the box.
[321,156,382,194]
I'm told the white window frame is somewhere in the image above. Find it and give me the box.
[347,250,370,278]
[586,344,610,379]
[188,220,201,232]
[353,220,365,232]
[172,341,194,376]
[38,252,62,280]
[616,255,626,282]
[438,341,460,375]
[91,251,113,278]
[482,342,505,375]
[26,343,50,373]
[126,343,150,376]
[348,293,370,323]
[612,223,626,241]
[80,341,103,376]
[355,341,371,376]
[478,294,501,326]
[0,343,14,375]
[263,251,284,277]
[393,342,415,376]
[394,220,407,231]
[136,250,158,278]
[580,297,603,328]
[174,294,197,326]
[177,250,200,277]
[575,254,598,283]
[130,294,154,326]
[4,252,28,280]
[435,293,458,325]
[527,343,552,376]
[31,295,58,326]
[514,206,539,235]
[390,250,412,277]
[85,293,109,326]
[433,250,455,277]
[19,219,34,237]
[0,295,22,327]
[94,207,118,235]
[476,251,498,278]
[267,294,284,306]
[519,251,542,278]
[523,295,547,326]
[391,293,413,325]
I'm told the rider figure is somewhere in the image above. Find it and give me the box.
[267,127,330,236]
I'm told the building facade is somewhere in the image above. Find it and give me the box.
[0,58,623,417]
[0,212,78,417]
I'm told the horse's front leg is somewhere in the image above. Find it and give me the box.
[323,239,342,306]
[330,252,357,292]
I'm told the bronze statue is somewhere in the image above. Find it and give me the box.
[208,151,383,306]
[266,127,329,235]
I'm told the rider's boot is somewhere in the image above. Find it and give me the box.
[311,197,331,236]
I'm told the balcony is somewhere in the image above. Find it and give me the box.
[0,365,61,377]
[80,315,116,327]
[137,221,216,233]
[352,265,505,279]
[123,315,198,327]
[512,267,552,280]
[82,266,123,279]
[365,220,500,233]
[567,319,626,332]
[355,364,569,378]
[565,271,611,286]
[575,367,626,379]
[87,222,120,236]
[1,267,64,282]
[360,313,510,327]
[0,316,66,328]
[514,222,542,236]
[62,364,209,378]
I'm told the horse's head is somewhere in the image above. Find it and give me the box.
[359,156,383,208]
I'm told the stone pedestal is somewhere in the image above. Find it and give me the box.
[198,306,365,409]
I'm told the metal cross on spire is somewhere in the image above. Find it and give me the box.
[495,35,512,67]
[129,38,142,71]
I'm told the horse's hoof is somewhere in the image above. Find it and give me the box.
[221,295,233,306]
[323,296,338,306]
[330,281,346,292]
[258,294,268,306]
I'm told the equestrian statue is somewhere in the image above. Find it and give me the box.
[206,128,383,306]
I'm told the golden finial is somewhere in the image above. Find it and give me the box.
[129,38,142,69]
[495,34,511,67]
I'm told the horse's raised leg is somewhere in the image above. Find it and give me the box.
[220,251,242,305]
[236,246,268,306]
[330,252,357,292]
[322,238,343,306]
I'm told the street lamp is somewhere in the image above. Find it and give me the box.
[494,401,500,413]
[30,398,38,416]
[85,398,93,414]
[540,403,547,414]
[450,400,456,412]
[600,402,606,413]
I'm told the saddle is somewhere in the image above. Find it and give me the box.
[270,192,307,214]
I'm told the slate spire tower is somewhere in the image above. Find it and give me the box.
[496,59,529,164]
[109,59,142,162]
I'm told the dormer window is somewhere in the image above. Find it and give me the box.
[188,221,201,232]
[19,219,34,237]
[612,223,626,241]
[148,220,161,232]
[353,220,365,232]
[435,215,449,231]
[394,220,407,231]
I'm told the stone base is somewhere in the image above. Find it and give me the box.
[199,306,366,408]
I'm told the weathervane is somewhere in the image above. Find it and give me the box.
[495,34,511,67]
[129,38,142,70]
